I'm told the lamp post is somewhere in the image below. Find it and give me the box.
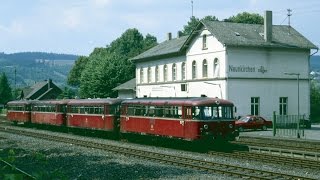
[284,72,300,138]
[203,82,222,99]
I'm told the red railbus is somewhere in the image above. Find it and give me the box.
[66,99,123,131]
[31,100,69,126]
[120,97,238,142]
[7,100,33,124]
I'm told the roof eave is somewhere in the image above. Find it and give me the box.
[130,51,186,63]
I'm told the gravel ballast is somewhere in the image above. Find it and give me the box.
[0,126,319,179]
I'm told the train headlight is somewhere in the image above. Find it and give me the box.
[203,124,209,130]
[229,124,233,128]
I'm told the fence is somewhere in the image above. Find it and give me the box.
[273,113,306,139]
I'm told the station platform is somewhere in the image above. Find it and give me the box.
[240,124,320,142]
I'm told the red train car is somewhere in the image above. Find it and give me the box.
[6,100,33,124]
[120,97,238,142]
[66,99,123,131]
[31,100,69,126]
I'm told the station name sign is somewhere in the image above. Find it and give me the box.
[229,65,267,73]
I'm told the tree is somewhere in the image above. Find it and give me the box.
[224,12,263,24]
[57,87,76,99]
[67,56,89,86]
[310,81,320,122]
[181,16,219,36]
[0,73,12,104]
[78,28,157,98]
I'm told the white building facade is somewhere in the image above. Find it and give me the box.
[131,11,317,119]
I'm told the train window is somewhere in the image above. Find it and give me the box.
[148,106,155,116]
[192,106,219,120]
[220,106,233,119]
[127,106,135,115]
[155,106,164,117]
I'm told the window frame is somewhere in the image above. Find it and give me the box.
[147,67,152,83]
[163,65,168,82]
[181,62,186,80]
[192,61,197,79]
[202,59,208,78]
[172,63,177,81]
[279,97,288,115]
[251,97,260,115]
[202,34,208,50]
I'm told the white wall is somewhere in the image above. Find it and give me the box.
[134,28,311,119]
[228,79,309,120]
[227,47,311,119]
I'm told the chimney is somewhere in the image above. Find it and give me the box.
[177,31,182,38]
[264,10,272,42]
[48,79,52,89]
[167,32,172,40]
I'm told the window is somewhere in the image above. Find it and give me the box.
[191,106,233,120]
[192,61,197,79]
[213,58,219,77]
[148,67,152,83]
[279,97,288,115]
[181,62,186,80]
[251,97,260,115]
[181,84,188,92]
[155,66,159,82]
[172,63,177,81]
[140,68,144,83]
[202,59,208,78]
[202,34,207,49]
[163,65,168,82]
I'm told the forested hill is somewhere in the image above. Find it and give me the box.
[0,52,78,88]
[311,55,320,71]
[0,52,78,63]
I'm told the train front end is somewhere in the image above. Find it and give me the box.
[189,99,239,142]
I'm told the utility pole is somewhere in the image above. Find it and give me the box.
[287,9,292,33]
[191,0,194,17]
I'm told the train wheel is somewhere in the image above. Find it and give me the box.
[238,127,244,132]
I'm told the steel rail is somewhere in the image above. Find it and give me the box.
[0,125,316,180]
[0,159,36,179]
[208,150,320,170]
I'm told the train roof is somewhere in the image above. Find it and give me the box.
[67,98,123,106]
[32,99,71,105]
[7,100,34,105]
[121,97,234,106]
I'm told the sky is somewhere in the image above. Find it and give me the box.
[1,0,319,56]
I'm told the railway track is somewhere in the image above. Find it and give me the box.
[0,159,36,179]
[238,136,320,152]
[0,125,316,180]
[208,150,320,170]
[234,136,320,160]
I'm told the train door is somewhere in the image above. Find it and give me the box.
[183,106,193,139]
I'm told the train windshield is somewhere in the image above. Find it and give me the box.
[192,106,233,120]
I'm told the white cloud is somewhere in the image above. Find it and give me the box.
[249,0,258,6]
[0,21,24,34]
[91,0,111,8]
[62,8,83,29]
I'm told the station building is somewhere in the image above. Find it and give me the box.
[130,11,318,119]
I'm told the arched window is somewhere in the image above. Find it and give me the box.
[192,61,197,79]
[140,68,144,83]
[202,34,207,49]
[155,66,159,82]
[172,63,177,81]
[202,59,208,78]
[163,65,168,82]
[148,67,152,83]
[213,58,220,77]
[181,62,186,80]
